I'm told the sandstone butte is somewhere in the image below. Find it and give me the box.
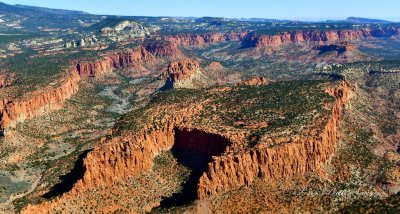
[0,43,181,134]
[22,80,353,213]
[163,59,201,87]
[163,27,400,48]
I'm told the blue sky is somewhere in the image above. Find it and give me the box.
[1,0,400,21]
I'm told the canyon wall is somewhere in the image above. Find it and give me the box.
[21,81,352,213]
[165,59,200,80]
[161,59,202,89]
[163,27,400,48]
[0,46,158,133]
[315,41,356,54]
[62,81,351,196]
[74,46,153,77]
[145,41,182,58]
[0,72,80,133]
[164,32,248,46]
[71,105,207,191]
[242,28,400,48]
[197,81,352,198]
[75,42,183,78]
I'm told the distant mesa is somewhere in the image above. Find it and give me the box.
[346,17,393,24]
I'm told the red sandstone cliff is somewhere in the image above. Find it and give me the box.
[164,59,200,82]
[164,32,248,46]
[196,82,352,198]
[74,43,183,78]
[37,81,350,196]
[163,27,400,48]
[0,48,148,133]
[74,46,153,77]
[242,28,400,48]
[0,45,166,133]
[72,105,208,191]
[145,41,182,58]
[0,72,80,133]
[21,81,352,213]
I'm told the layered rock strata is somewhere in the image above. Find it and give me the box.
[145,41,182,58]
[164,32,248,46]
[166,59,200,83]
[74,46,153,77]
[70,104,209,191]
[22,81,352,214]
[242,28,400,48]
[0,72,80,133]
[163,28,400,48]
[197,82,352,198]
[0,46,158,134]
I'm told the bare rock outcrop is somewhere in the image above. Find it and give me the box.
[165,32,248,47]
[74,46,153,77]
[0,72,80,134]
[100,20,159,42]
[165,60,200,81]
[145,41,182,58]
[163,59,201,88]
[238,76,270,86]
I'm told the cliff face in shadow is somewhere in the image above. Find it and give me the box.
[43,150,92,199]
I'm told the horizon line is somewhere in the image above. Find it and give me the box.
[2,1,400,22]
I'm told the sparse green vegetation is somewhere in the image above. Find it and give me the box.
[119,80,336,149]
